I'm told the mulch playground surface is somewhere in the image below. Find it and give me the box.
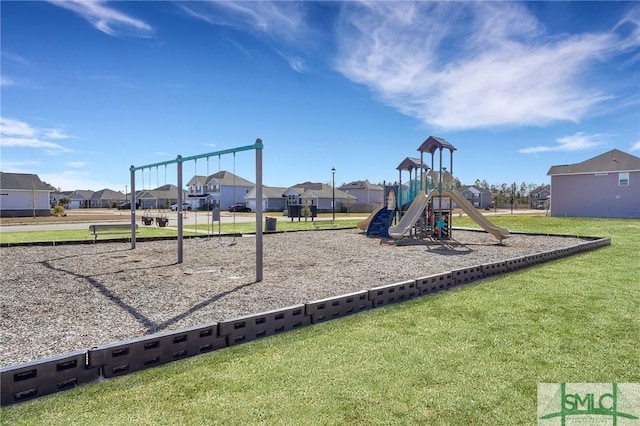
[0,228,586,368]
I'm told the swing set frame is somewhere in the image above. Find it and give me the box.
[129,138,264,282]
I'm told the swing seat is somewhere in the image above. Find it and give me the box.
[141,216,154,226]
[156,217,169,227]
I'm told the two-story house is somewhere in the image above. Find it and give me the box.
[338,180,384,213]
[186,170,254,210]
[529,185,550,208]
[547,149,640,218]
[458,185,493,209]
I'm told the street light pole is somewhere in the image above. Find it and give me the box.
[331,167,336,223]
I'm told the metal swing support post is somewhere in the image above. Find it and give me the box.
[129,138,264,282]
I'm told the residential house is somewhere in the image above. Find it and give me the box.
[90,189,126,208]
[67,190,94,209]
[458,185,493,209]
[529,185,550,208]
[50,190,73,207]
[547,149,640,218]
[186,170,254,210]
[283,182,356,213]
[0,172,52,217]
[338,180,384,213]
[244,186,288,212]
[136,184,183,210]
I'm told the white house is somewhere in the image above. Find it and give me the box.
[244,186,288,212]
[0,172,52,217]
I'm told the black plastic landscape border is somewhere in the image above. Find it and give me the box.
[0,234,611,406]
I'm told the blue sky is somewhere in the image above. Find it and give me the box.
[1,1,639,192]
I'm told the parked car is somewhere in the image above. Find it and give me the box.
[117,201,140,210]
[228,204,251,212]
[170,202,192,211]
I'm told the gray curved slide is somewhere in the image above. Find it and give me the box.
[388,189,510,241]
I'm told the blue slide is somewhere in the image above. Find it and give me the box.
[366,207,395,237]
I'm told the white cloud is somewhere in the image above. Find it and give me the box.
[630,141,640,152]
[519,132,606,154]
[65,161,87,168]
[44,128,76,140]
[0,117,37,137]
[181,1,307,42]
[0,117,74,154]
[180,1,312,73]
[333,2,637,130]
[1,76,15,87]
[275,49,306,73]
[48,0,152,38]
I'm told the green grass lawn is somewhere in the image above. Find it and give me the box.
[0,219,361,245]
[1,216,638,425]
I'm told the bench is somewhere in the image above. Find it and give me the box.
[89,224,138,241]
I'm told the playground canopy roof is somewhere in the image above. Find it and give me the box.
[418,136,457,154]
[396,157,429,172]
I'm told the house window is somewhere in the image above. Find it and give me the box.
[619,172,629,187]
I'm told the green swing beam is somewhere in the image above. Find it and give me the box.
[129,139,264,282]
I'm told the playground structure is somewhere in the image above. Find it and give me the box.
[128,139,264,281]
[360,136,510,244]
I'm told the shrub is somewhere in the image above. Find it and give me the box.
[52,205,66,217]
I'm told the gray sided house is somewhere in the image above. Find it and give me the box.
[186,171,254,210]
[68,190,94,209]
[244,186,287,212]
[458,185,493,209]
[0,172,52,217]
[90,189,126,208]
[529,185,550,208]
[136,184,183,210]
[284,182,356,213]
[338,180,384,213]
[547,149,640,218]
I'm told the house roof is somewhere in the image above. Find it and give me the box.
[90,189,125,200]
[0,172,50,191]
[244,186,288,200]
[547,149,640,176]
[459,185,492,195]
[69,190,94,200]
[261,186,288,198]
[396,157,428,172]
[288,182,354,200]
[301,187,356,200]
[187,176,209,186]
[136,184,182,200]
[530,184,550,195]
[290,181,324,192]
[417,136,457,154]
[338,180,383,191]
[206,171,254,187]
